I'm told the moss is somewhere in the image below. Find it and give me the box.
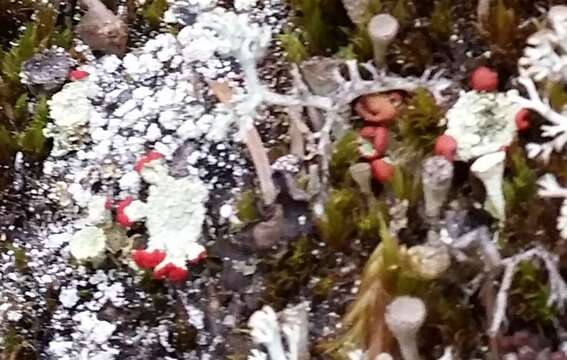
[429,0,452,41]
[329,130,359,186]
[0,126,16,163]
[289,0,351,56]
[51,28,74,50]
[12,247,28,273]
[3,328,25,355]
[313,276,335,299]
[0,2,68,163]
[1,24,39,87]
[503,146,537,211]
[317,188,361,249]
[263,236,317,308]
[143,0,168,28]
[235,190,260,224]
[389,30,433,75]
[508,261,557,325]
[279,31,308,64]
[172,311,197,352]
[482,0,533,72]
[396,89,443,155]
[391,0,410,26]
[335,44,357,60]
[18,95,48,157]
[325,210,430,354]
[547,81,567,112]
[357,201,388,241]
[388,166,421,205]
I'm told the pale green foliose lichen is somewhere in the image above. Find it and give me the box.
[444,90,521,161]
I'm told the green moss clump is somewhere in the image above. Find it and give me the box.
[18,95,48,156]
[329,130,359,186]
[235,190,260,224]
[279,31,309,64]
[263,236,316,307]
[313,275,335,299]
[388,166,422,205]
[143,0,168,28]
[0,2,71,163]
[547,82,567,112]
[9,245,28,272]
[508,261,557,325]
[396,88,443,154]
[288,0,351,56]
[391,0,410,26]
[503,147,536,211]
[317,188,361,249]
[429,0,452,41]
[324,211,430,354]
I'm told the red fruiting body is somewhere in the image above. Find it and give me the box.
[104,198,112,210]
[515,108,531,131]
[116,196,134,227]
[469,66,499,92]
[134,151,163,173]
[167,266,189,282]
[358,138,378,160]
[360,126,378,140]
[69,70,89,81]
[153,263,188,282]
[371,159,395,183]
[434,134,457,162]
[372,127,389,157]
[132,249,166,269]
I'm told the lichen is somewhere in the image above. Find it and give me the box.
[45,80,100,157]
[69,226,107,262]
[444,90,520,162]
[124,156,209,278]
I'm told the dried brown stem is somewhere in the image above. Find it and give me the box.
[243,126,277,205]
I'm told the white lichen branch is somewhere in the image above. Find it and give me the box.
[513,74,567,162]
[248,304,309,360]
